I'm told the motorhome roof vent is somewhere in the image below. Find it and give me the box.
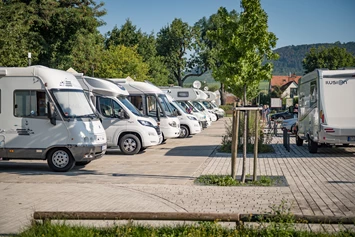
[110,79,127,84]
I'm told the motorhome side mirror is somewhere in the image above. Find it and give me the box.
[47,101,56,125]
[174,109,179,116]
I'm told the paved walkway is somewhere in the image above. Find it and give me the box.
[0,117,355,234]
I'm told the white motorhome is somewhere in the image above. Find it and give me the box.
[110,79,180,142]
[203,91,225,119]
[0,66,107,172]
[165,94,201,138]
[296,69,355,153]
[162,87,214,126]
[76,76,162,155]
[175,100,208,129]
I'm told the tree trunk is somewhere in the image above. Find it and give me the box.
[219,83,226,105]
[241,84,247,183]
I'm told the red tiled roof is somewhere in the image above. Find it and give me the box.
[271,75,301,87]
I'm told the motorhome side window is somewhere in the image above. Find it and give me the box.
[177,92,189,97]
[310,81,317,106]
[14,90,47,117]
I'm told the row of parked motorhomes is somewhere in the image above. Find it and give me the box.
[0,66,225,172]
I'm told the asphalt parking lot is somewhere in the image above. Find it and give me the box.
[1,117,355,234]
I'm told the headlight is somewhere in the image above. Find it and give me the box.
[187,116,197,120]
[138,120,153,127]
[168,121,177,127]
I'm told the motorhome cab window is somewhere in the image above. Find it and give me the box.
[98,97,124,118]
[14,90,47,117]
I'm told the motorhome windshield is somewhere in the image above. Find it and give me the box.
[52,89,96,118]
[202,101,214,109]
[118,97,143,116]
[191,101,205,111]
[173,101,189,114]
[158,94,175,116]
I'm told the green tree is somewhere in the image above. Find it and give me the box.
[105,19,169,85]
[0,1,40,66]
[62,31,105,76]
[208,2,278,183]
[156,18,198,86]
[96,45,149,80]
[195,10,239,104]
[6,0,106,68]
[302,46,355,74]
[104,19,140,49]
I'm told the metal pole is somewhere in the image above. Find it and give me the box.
[253,110,259,181]
[231,103,237,178]
[28,52,31,66]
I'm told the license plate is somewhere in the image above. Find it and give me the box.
[348,136,355,141]
[102,145,107,151]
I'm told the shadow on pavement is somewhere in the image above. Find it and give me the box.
[164,145,218,157]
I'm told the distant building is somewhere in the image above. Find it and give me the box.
[270,74,301,87]
[270,74,301,98]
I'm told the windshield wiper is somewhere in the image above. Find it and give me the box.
[82,113,96,119]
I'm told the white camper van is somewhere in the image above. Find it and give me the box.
[163,87,215,126]
[76,76,162,155]
[296,69,355,153]
[165,94,201,138]
[175,100,208,129]
[110,79,180,142]
[203,91,225,119]
[0,66,107,172]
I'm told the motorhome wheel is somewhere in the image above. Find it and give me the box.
[47,148,75,172]
[307,137,318,153]
[179,125,189,138]
[119,134,141,155]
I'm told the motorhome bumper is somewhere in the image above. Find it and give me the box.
[71,144,107,161]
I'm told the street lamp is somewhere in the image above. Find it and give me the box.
[28,52,31,66]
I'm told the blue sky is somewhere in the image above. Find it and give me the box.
[98,0,355,49]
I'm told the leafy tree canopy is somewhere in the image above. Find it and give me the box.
[208,1,278,101]
[302,46,355,74]
[104,19,169,84]
[156,18,198,86]
[96,45,149,80]
[0,0,106,68]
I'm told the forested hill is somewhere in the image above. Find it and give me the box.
[271,41,355,75]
